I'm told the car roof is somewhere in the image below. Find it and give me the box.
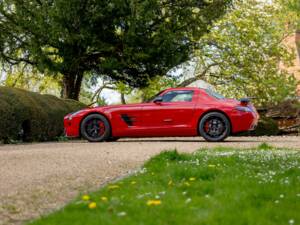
[164,87,204,92]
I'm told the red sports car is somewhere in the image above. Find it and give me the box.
[64,87,259,142]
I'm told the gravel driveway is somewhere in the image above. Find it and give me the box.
[0,136,299,225]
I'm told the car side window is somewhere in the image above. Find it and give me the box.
[162,91,194,102]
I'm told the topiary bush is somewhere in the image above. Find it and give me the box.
[0,87,86,143]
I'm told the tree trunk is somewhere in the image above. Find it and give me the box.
[296,30,300,58]
[62,72,84,100]
[121,93,126,104]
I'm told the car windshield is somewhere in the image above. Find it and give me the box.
[205,89,225,99]
[146,90,164,103]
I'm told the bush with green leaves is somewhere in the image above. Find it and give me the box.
[0,87,85,143]
[251,117,280,136]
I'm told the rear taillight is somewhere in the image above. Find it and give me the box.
[235,106,252,112]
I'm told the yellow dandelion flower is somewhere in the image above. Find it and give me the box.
[189,177,196,181]
[108,185,120,190]
[147,200,161,206]
[101,196,108,202]
[88,202,97,209]
[131,181,137,185]
[82,195,90,201]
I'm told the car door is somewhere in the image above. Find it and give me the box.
[106,103,144,137]
[140,90,197,136]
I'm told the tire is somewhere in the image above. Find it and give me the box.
[80,114,111,142]
[199,112,231,142]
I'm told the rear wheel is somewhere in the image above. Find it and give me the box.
[199,112,230,142]
[80,114,111,142]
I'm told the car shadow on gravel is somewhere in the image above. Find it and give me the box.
[116,139,264,143]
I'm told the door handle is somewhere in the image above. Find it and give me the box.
[163,119,173,122]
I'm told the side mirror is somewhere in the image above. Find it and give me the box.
[153,96,163,104]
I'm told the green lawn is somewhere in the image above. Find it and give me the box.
[29,144,300,225]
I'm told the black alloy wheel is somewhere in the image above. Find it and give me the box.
[199,112,231,142]
[80,114,111,142]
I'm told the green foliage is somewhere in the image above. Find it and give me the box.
[250,116,280,136]
[29,148,300,225]
[284,0,300,28]
[236,116,281,137]
[195,0,298,107]
[55,135,69,142]
[79,75,108,106]
[258,142,274,150]
[0,0,231,99]
[1,65,62,96]
[0,87,85,143]
[138,76,179,102]
[125,76,178,103]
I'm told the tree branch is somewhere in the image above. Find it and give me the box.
[0,52,36,66]
[177,63,218,87]
[89,81,116,106]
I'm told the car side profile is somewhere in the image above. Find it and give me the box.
[64,87,259,142]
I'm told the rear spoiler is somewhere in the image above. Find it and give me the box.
[239,98,251,106]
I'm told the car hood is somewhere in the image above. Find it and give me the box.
[94,103,147,110]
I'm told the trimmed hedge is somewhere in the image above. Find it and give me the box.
[0,87,86,143]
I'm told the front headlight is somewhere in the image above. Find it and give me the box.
[235,106,252,112]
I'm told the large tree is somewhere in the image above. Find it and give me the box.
[1,65,62,96]
[115,0,299,107]
[192,0,298,106]
[0,0,231,100]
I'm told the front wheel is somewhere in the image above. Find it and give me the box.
[199,112,231,142]
[80,114,111,142]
